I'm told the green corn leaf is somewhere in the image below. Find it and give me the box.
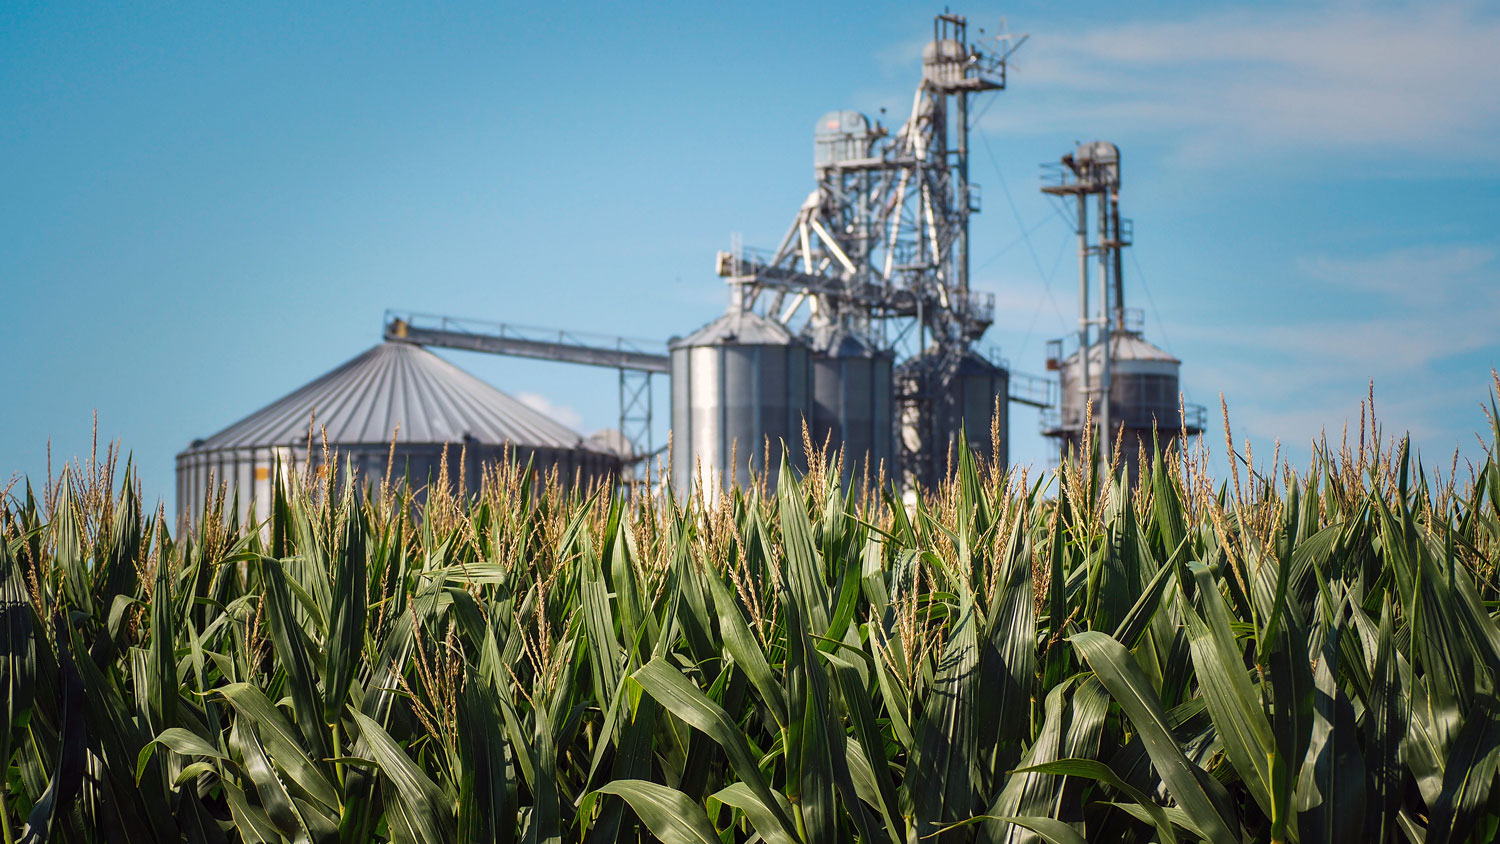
[779,459,832,633]
[0,540,36,792]
[63,618,180,841]
[1424,694,1500,844]
[584,695,658,844]
[457,678,513,844]
[826,649,903,841]
[911,595,982,840]
[631,657,800,843]
[258,554,329,758]
[1069,631,1238,844]
[18,619,86,844]
[222,777,286,844]
[705,567,788,730]
[149,553,178,731]
[350,709,456,842]
[1151,448,1188,554]
[978,680,1069,844]
[591,780,721,844]
[1181,562,1276,818]
[145,726,228,765]
[1363,594,1404,843]
[986,816,1088,844]
[323,507,367,723]
[526,686,561,844]
[229,717,316,844]
[1103,802,1210,842]
[1012,759,1178,844]
[580,541,623,712]
[1293,615,1367,844]
[1112,536,1186,650]
[710,782,799,844]
[787,595,886,844]
[217,683,340,813]
[978,496,1037,777]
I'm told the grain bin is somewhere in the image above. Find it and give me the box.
[808,324,893,488]
[896,348,1009,491]
[176,341,619,526]
[670,309,812,494]
[1046,331,1201,481]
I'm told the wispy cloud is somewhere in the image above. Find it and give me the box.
[1178,241,1499,461]
[997,2,1500,164]
[1297,244,1496,304]
[517,392,584,431]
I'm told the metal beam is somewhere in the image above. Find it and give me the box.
[1007,371,1056,409]
[385,313,669,374]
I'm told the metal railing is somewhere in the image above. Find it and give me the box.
[1007,371,1055,409]
[384,310,670,373]
[1040,401,1209,435]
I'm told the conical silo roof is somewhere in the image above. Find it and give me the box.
[182,341,593,454]
[805,322,887,358]
[670,309,801,349]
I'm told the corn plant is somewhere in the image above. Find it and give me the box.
[4,390,1500,843]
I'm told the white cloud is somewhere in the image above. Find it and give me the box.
[1176,242,1499,466]
[516,392,584,431]
[995,2,1500,163]
[1297,245,1496,304]
[1187,243,1497,375]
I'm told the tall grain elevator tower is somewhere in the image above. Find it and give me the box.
[673,13,1033,493]
[1040,142,1203,480]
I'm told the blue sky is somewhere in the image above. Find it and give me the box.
[4,1,1498,508]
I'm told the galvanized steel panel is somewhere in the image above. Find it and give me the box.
[176,342,617,524]
[670,310,811,494]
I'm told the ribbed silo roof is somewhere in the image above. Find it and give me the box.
[670,309,801,349]
[182,341,592,453]
[1071,332,1180,366]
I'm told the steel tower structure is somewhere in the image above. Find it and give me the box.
[1040,142,1204,478]
[717,13,1030,487]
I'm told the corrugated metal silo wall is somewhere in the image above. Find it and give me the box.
[812,350,893,488]
[671,341,811,495]
[895,353,1010,492]
[958,364,1009,471]
[176,443,617,529]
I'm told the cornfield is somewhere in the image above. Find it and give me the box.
[5,394,1500,844]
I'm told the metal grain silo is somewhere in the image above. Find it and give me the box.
[807,324,893,487]
[896,348,1010,491]
[670,309,811,494]
[1046,332,1201,482]
[176,341,619,526]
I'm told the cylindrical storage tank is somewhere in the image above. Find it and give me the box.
[1049,332,1198,481]
[808,325,894,488]
[896,348,1009,491]
[670,310,811,494]
[175,341,620,528]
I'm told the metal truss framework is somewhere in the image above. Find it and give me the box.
[716,14,1034,483]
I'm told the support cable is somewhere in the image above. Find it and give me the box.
[977,129,1069,355]
[973,212,1057,273]
[1127,249,1174,355]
